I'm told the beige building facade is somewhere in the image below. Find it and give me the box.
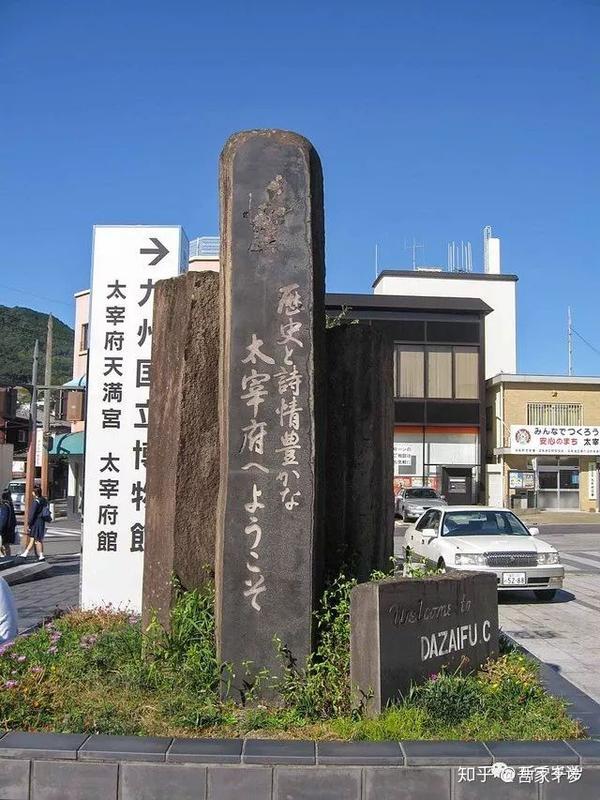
[487,374,600,512]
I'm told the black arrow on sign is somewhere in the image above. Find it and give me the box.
[140,237,169,266]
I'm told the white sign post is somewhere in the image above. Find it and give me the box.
[81,225,188,611]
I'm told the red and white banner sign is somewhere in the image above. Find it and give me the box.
[510,425,600,456]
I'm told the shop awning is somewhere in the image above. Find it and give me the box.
[62,375,86,389]
[49,431,85,456]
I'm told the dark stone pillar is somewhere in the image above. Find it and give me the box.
[217,130,326,690]
[325,324,394,582]
[142,271,220,631]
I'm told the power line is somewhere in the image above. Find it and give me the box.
[571,326,600,360]
[0,284,71,308]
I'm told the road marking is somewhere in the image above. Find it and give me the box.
[560,553,600,570]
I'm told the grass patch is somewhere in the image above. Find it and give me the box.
[0,579,584,740]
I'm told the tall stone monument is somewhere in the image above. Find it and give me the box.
[216,130,325,688]
[325,324,394,581]
[143,271,220,630]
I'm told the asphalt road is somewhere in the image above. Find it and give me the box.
[395,521,600,703]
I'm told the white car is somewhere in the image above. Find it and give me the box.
[403,506,564,602]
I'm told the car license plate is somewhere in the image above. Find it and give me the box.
[503,571,526,586]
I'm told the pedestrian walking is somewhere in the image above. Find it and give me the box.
[0,490,18,557]
[0,576,18,643]
[19,487,51,562]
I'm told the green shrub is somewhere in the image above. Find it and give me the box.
[0,580,584,741]
[411,671,482,725]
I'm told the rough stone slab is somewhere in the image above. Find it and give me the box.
[243,739,315,765]
[167,738,243,764]
[324,325,394,582]
[207,765,272,799]
[0,732,89,760]
[364,766,451,799]
[217,129,326,687]
[31,760,118,800]
[274,766,362,799]
[0,759,30,800]
[143,271,220,630]
[120,762,207,800]
[351,572,499,715]
[78,734,171,762]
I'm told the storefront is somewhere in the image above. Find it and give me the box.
[487,374,600,512]
[394,426,480,504]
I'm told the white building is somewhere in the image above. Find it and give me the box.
[373,231,517,379]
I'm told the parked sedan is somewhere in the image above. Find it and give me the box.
[6,480,26,514]
[395,487,447,522]
[403,506,564,601]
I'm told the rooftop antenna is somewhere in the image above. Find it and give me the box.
[404,237,424,269]
[483,225,492,272]
[568,306,573,376]
[447,240,473,272]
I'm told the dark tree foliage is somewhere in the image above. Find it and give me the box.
[0,305,74,387]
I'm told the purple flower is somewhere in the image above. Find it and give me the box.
[30,666,43,674]
[79,634,98,649]
[16,655,26,663]
[0,643,13,656]
[429,673,439,681]
[47,646,58,655]
[4,680,18,688]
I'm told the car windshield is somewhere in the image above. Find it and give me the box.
[406,489,438,499]
[441,510,531,537]
[8,482,25,493]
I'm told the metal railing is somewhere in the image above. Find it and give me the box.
[189,236,220,258]
[526,402,583,427]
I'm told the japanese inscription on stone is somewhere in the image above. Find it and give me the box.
[217,131,325,686]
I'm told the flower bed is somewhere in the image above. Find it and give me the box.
[0,579,583,741]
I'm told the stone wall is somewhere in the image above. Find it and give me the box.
[0,734,597,799]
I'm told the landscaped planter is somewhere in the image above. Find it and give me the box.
[0,733,599,799]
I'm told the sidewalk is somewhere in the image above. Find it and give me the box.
[518,511,600,525]
[11,554,80,632]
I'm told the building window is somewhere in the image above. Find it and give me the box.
[395,346,424,398]
[527,403,583,426]
[80,323,89,353]
[427,347,452,398]
[395,344,479,400]
[454,347,478,399]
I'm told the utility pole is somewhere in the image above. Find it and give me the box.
[24,339,39,536]
[568,306,573,377]
[41,315,53,498]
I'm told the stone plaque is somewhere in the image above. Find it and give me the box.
[216,130,325,688]
[351,572,499,715]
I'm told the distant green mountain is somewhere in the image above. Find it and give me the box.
[0,306,74,387]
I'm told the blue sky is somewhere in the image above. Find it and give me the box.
[1,0,599,375]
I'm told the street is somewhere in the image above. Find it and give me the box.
[12,517,81,632]
[395,521,600,704]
